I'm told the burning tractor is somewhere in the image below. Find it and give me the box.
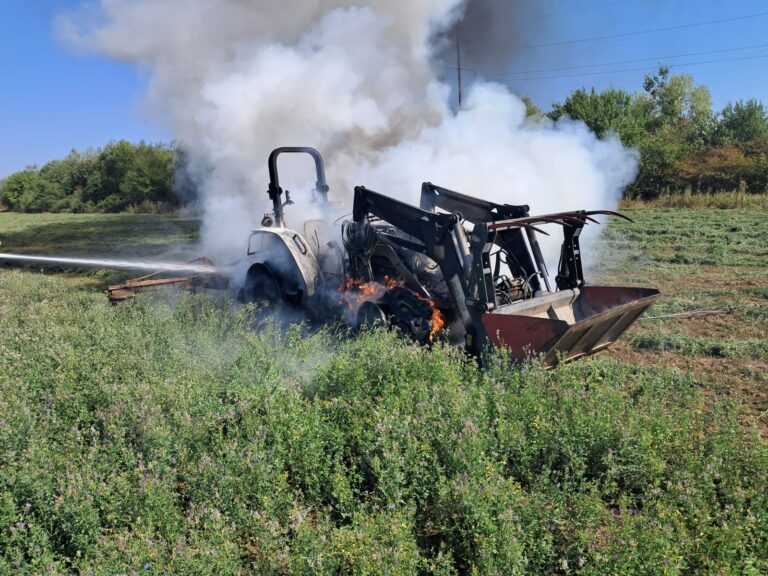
[227,147,658,366]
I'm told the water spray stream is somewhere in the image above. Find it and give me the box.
[0,253,217,274]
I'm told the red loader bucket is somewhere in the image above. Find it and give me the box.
[481,286,660,367]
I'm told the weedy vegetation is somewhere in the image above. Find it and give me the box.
[0,207,766,574]
[621,190,768,210]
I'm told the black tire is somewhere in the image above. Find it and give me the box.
[382,286,433,342]
[356,301,388,330]
[242,265,283,308]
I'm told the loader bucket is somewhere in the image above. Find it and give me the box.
[481,286,660,367]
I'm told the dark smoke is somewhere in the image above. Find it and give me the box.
[437,0,557,98]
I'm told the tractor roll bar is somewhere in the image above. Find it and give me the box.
[267,147,330,227]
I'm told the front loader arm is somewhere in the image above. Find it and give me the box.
[420,183,545,292]
[352,186,491,354]
[420,182,529,222]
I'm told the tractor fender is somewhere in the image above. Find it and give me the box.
[238,228,322,302]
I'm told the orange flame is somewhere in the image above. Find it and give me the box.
[383,275,403,290]
[337,274,445,342]
[337,275,381,310]
[427,300,446,343]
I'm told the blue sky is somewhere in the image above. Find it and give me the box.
[1,0,767,178]
[0,1,167,178]
[458,0,768,113]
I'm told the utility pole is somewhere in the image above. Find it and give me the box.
[456,34,463,108]
[445,33,474,112]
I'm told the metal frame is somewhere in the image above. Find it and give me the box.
[267,147,330,227]
[350,186,653,361]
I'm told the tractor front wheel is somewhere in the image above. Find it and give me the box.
[356,301,388,330]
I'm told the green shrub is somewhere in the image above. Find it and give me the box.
[0,270,766,574]
[0,141,184,215]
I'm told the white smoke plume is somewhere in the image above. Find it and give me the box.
[58,0,637,268]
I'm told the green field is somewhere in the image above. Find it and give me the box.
[0,210,766,574]
[594,208,768,419]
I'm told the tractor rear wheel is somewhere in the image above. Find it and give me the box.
[242,265,283,309]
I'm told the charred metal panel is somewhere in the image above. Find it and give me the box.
[245,229,322,298]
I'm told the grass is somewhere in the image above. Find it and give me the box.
[621,190,768,209]
[0,208,767,574]
[626,332,768,361]
[596,208,766,267]
[0,212,201,286]
[0,212,199,258]
[593,206,768,419]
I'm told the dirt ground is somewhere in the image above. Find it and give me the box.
[594,209,767,433]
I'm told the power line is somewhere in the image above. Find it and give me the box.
[525,0,633,19]
[460,0,632,27]
[465,10,768,54]
[483,42,768,79]
[528,11,768,50]
[499,52,768,82]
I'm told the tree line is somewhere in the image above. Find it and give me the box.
[0,141,189,213]
[543,66,768,198]
[2,66,767,213]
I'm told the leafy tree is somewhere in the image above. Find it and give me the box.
[0,168,38,210]
[86,140,138,205]
[642,65,712,130]
[548,87,650,146]
[631,124,688,197]
[1,141,179,213]
[716,99,768,144]
[674,143,768,193]
[521,95,543,119]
